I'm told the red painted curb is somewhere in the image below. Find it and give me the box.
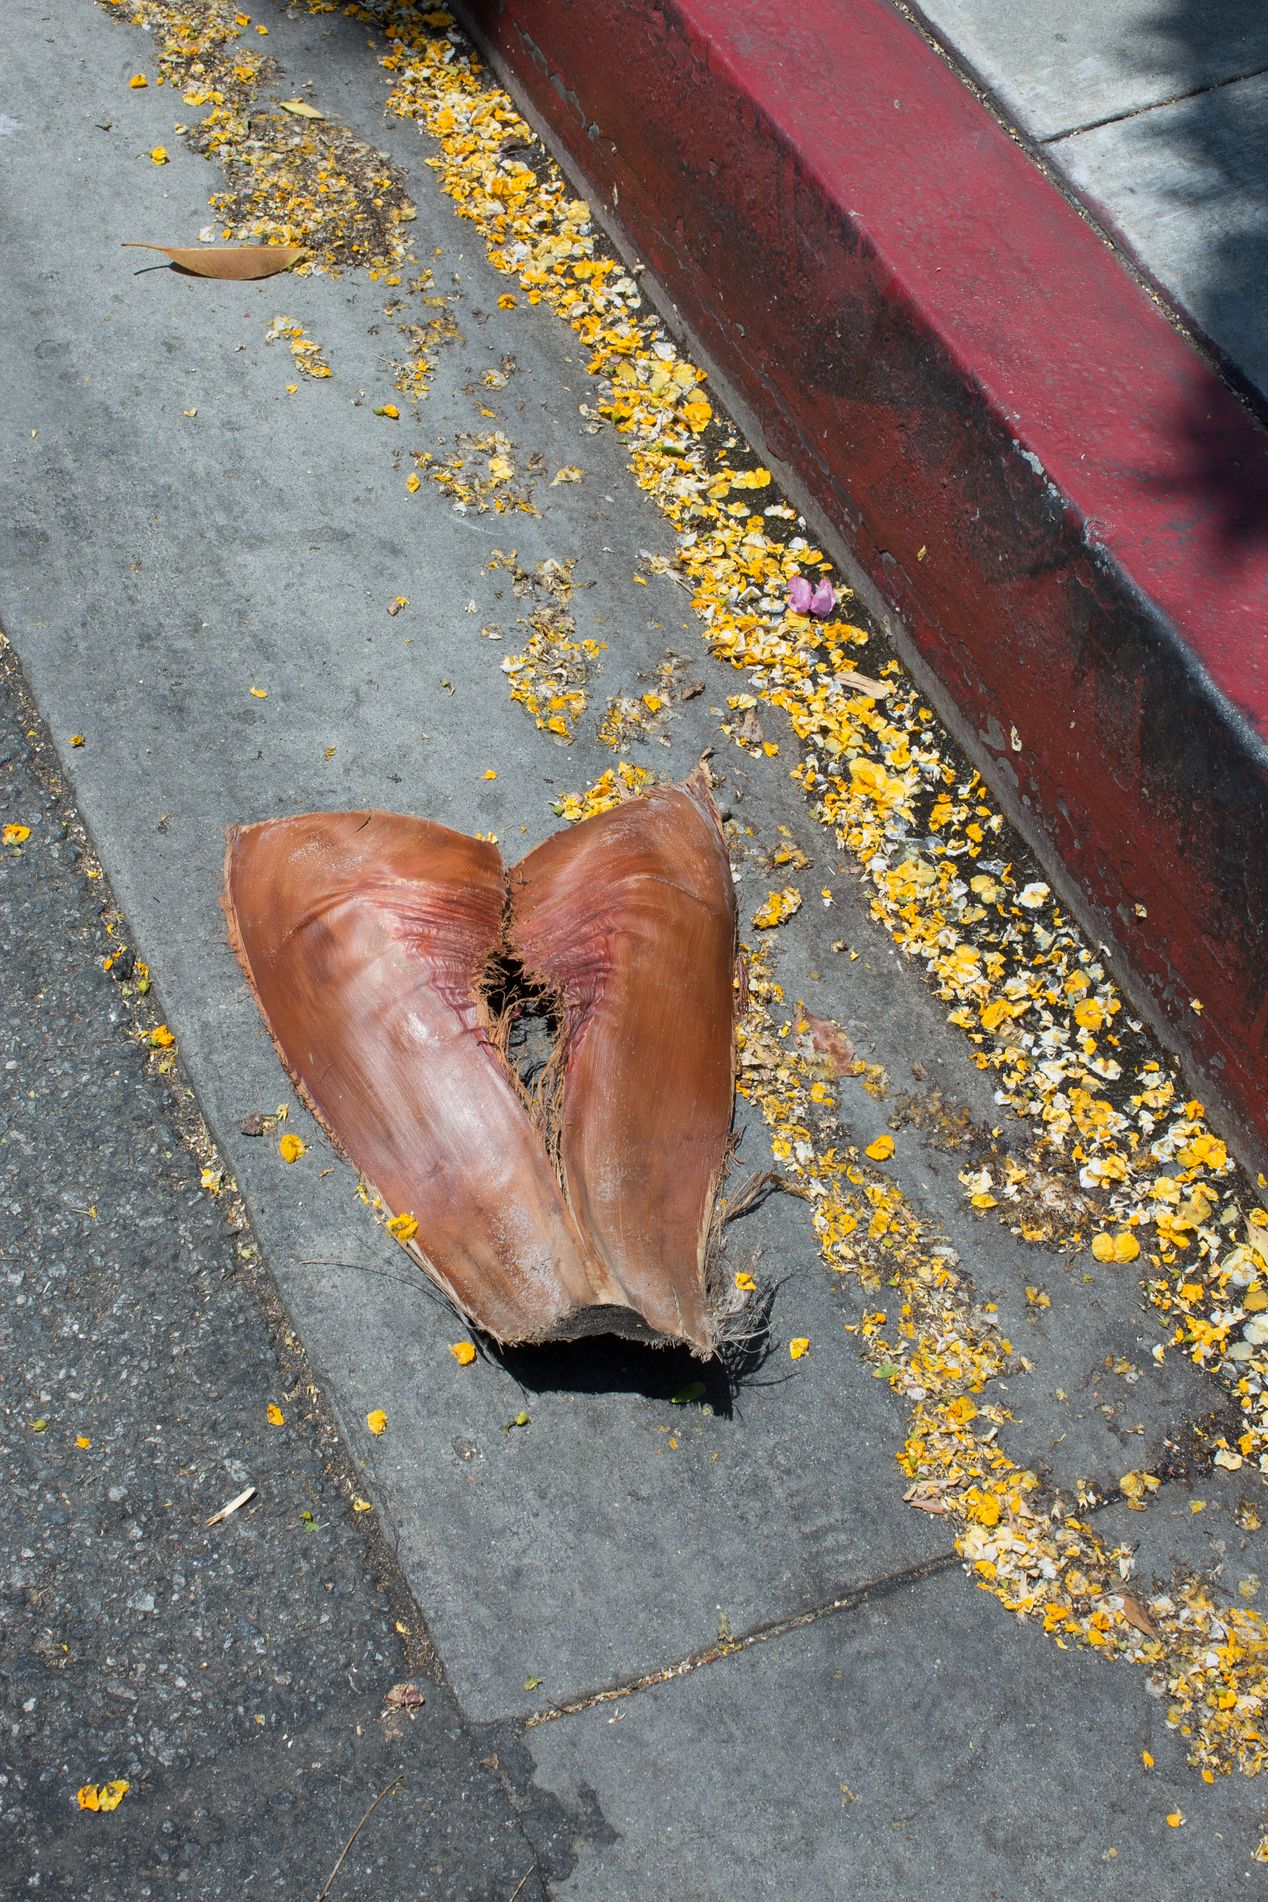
[460,0,1268,1160]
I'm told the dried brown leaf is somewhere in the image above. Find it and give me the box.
[903,1481,948,1515]
[124,243,308,280]
[1116,1590,1163,1641]
[382,1682,425,1714]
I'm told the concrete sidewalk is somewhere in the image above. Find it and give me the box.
[2,0,1267,1894]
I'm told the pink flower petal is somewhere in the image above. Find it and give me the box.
[787,575,813,614]
[809,580,836,617]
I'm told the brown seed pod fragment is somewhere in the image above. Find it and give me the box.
[223,812,618,1343]
[223,776,737,1354]
[510,771,736,1351]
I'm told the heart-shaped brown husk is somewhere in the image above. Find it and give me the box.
[223,772,737,1354]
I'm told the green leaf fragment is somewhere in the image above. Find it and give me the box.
[670,1380,706,1405]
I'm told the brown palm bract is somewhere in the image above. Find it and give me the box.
[223,771,737,1355]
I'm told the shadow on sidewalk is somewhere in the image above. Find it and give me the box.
[1136,0,1268,551]
[495,1287,786,1418]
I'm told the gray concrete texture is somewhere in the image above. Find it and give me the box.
[528,1574,1265,1900]
[2,0,1266,1890]
[911,0,1268,406]
[911,0,1268,137]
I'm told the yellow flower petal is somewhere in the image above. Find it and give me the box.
[148,1025,175,1048]
[277,1132,305,1163]
[3,823,31,845]
[352,1495,372,1511]
[266,1402,285,1427]
[1092,1230,1139,1262]
[1166,1811,1185,1828]
[149,147,169,165]
[734,1271,757,1292]
[969,1490,1001,1526]
[78,1779,129,1812]
[789,1337,810,1360]
[865,1134,895,1161]
[751,887,802,930]
[450,1341,477,1365]
[367,1408,387,1436]
[386,1211,419,1242]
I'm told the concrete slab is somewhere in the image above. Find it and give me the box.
[1057,70,1268,402]
[910,0,1268,141]
[522,1568,1267,1898]
[1093,1473,1266,1591]
[735,821,1255,1507]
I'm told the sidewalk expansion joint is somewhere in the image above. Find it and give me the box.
[1043,65,1268,143]
[522,1549,961,1728]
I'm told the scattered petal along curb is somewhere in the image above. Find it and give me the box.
[367,3,1268,1478]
